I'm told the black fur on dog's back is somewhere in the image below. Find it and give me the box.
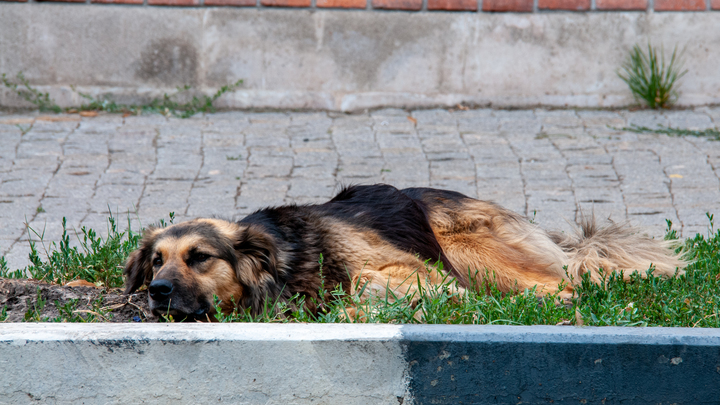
[238,184,458,310]
[326,184,455,272]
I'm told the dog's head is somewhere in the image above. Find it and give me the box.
[124,218,283,321]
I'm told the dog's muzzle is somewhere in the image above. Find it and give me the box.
[148,279,212,321]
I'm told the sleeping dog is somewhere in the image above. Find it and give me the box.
[124,184,685,320]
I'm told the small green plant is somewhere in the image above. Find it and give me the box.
[157,212,176,228]
[16,124,32,136]
[0,305,8,322]
[23,288,48,322]
[0,255,24,279]
[618,43,687,109]
[1,72,62,113]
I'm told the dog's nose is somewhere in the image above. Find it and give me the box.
[148,279,174,300]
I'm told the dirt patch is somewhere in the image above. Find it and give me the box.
[0,278,154,323]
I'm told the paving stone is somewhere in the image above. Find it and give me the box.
[577,110,626,129]
[287,178,336,199]
[624,110,670,128]
[237,179,289,214]
[664,110,716,130]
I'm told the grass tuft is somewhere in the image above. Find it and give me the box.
[618,43,687,109]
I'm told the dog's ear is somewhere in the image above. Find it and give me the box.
[123,228,159,294]
[233,224,282,309]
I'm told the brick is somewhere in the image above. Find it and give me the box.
[372,0,421,9]
[596,0,646,9]
[261,0,310,6]
[711,0,720,9]
[148,0,200,4]
[92,0,143,4]
[317,0,366,8]
[538,0,590,9]
[205,0,255,5]
[482,0,532,12]
[654,0,705,10]
[428,0,477,10]
[36,0,85,2]
[0,0,28,2]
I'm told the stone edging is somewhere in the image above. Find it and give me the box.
[2,324,719,404]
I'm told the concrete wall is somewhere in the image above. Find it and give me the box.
[1,4,719,111]
[2,324,720,404]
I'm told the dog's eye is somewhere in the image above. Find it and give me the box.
[188,253,211,266]
[152,257,163,267]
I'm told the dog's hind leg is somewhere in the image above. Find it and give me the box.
[425,198,572,297]
[346,261,466,321]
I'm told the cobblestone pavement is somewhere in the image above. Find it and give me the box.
[2,107,720,271]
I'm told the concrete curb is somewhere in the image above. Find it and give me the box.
[2,324,719,404]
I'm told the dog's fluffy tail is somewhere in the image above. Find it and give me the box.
[550,219,688,284]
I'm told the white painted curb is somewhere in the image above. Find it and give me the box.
[2,324,720,404]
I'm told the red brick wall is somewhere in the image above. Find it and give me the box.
[8,0,719,11]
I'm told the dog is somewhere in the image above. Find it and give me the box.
[123,184,686,321]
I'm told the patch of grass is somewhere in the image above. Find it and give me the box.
[618,43,687,109]
[1,215,718,327]
[52,295,111,323]
[1,71,241,119]
[1,215,140,288]
[23,288,48,322]
[619,124,720,140]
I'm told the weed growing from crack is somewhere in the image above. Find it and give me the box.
[1,72,62,113]
[1,71,242,118]
[619,124,720,140]
[72,81,243,118]
[618,43,687,109]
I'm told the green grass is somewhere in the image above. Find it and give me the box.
[1,215,141,288]
[1,71,242,118]
[2,216,718,327]
[618,43,687,109]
